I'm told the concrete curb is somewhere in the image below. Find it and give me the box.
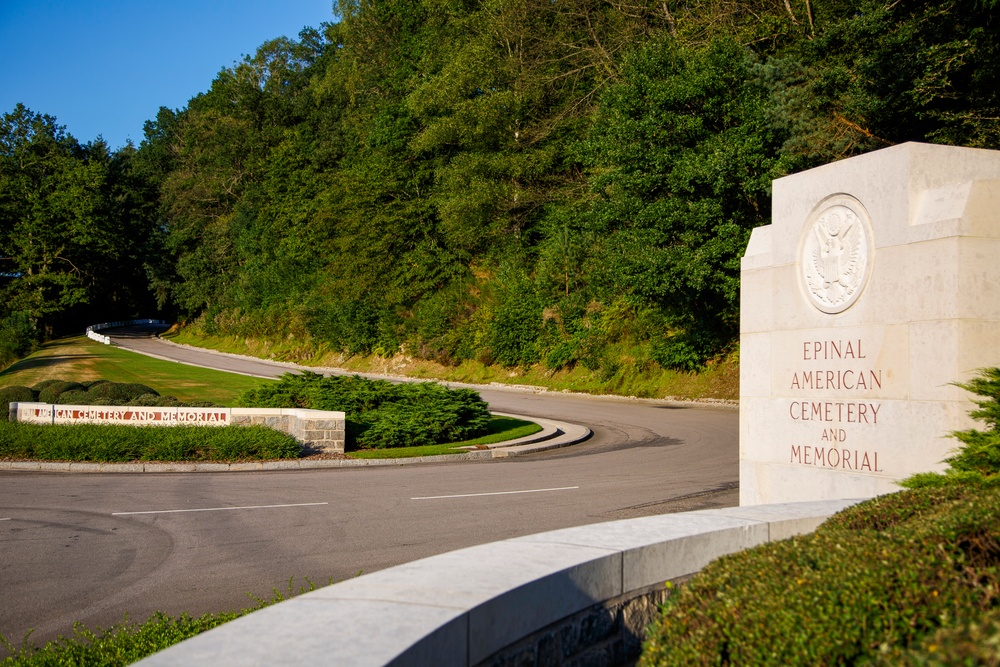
[0,414,592,473]
[134,498,863,667]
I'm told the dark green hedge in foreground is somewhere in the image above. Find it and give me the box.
[239,372,491,449]
[640,482,1000,666]
[0,422,300,462]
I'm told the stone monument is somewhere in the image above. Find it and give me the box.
[740,142,1000,505]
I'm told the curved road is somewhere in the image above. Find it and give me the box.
[0,328,737,653]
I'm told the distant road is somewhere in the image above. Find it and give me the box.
[0,326,738,653]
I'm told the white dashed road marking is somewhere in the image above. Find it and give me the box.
[412,486,579,500]
[112,502,329,516]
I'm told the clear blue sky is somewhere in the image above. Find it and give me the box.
[1,1,334,149]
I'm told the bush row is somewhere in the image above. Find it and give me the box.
[0,379,220,421]
[238,371,491,449]
[640,481,1000,665]
[0,421,300,462]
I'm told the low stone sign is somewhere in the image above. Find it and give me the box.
[740,142,1000,505]
[10,402,347,454]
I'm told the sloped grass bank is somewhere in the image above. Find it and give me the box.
[0,336,266,406]
[166,327,739,401]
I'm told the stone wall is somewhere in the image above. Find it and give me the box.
[10,402,346,454]
[478,583,675,667]
[740,142,1000,505]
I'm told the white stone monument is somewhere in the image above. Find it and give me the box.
[740,142,1000,505]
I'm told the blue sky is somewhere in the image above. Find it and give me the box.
[1,1,334,149]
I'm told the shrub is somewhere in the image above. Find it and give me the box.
[31,379,62,393]
[0,386,36,422]
[239,372,490,449]
[131,394,183,407]
[640,484,1000,666]
[85,382,159,404]
[54,389,93,405]
[903,367,1000,489]
[0,422,300,462]
[37,381,84,404]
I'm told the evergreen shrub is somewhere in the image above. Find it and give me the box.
[0,386,35,421]
[640,484,1000,666]
[37,381,84,404]
[0,422,300,462]
[904,367,1000,489]
[239,372,490,449]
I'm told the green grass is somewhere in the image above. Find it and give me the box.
[0,336,266,406]
[166,327,740,401]
[0,338,543,460]
[0,579,320,666]
[346,416,542,459]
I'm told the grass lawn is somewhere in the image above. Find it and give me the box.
[0,336,271,406]
[0,337,541,459]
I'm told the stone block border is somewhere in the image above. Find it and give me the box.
[135,498,861,667]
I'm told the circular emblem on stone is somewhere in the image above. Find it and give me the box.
[799,194,874,314]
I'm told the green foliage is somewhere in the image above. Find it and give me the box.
[24,378,171,406]
[9,0,1000,382]
[0,105,160,334]
[0,612,240,667]
[238,371,490,449]
[903,367,1000,489]
[0,385,34,420]
[0,313,38,369]
[640,483,1000,666]
[36,381,83,404]
[0,422,300,462]
[0,578,322,666]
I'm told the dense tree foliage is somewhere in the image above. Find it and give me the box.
[3,0,999,372]
[0,104,159,351]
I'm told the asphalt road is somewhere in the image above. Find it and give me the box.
[0,328,738,653]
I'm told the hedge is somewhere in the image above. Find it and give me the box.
[0,422,300,462]
[640,367,1000,666]
[0,379,217,421]
[239,372,491,449]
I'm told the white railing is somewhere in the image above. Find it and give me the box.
[85,319,166,345]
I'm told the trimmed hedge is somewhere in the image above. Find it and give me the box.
[0,379,218,420]
[640,483,1000,666]
[239,372,491,449]
[0,422,300,462]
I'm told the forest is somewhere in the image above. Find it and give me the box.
[1,0,998,380]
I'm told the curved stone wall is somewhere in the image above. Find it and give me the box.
[135,498,861,666]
